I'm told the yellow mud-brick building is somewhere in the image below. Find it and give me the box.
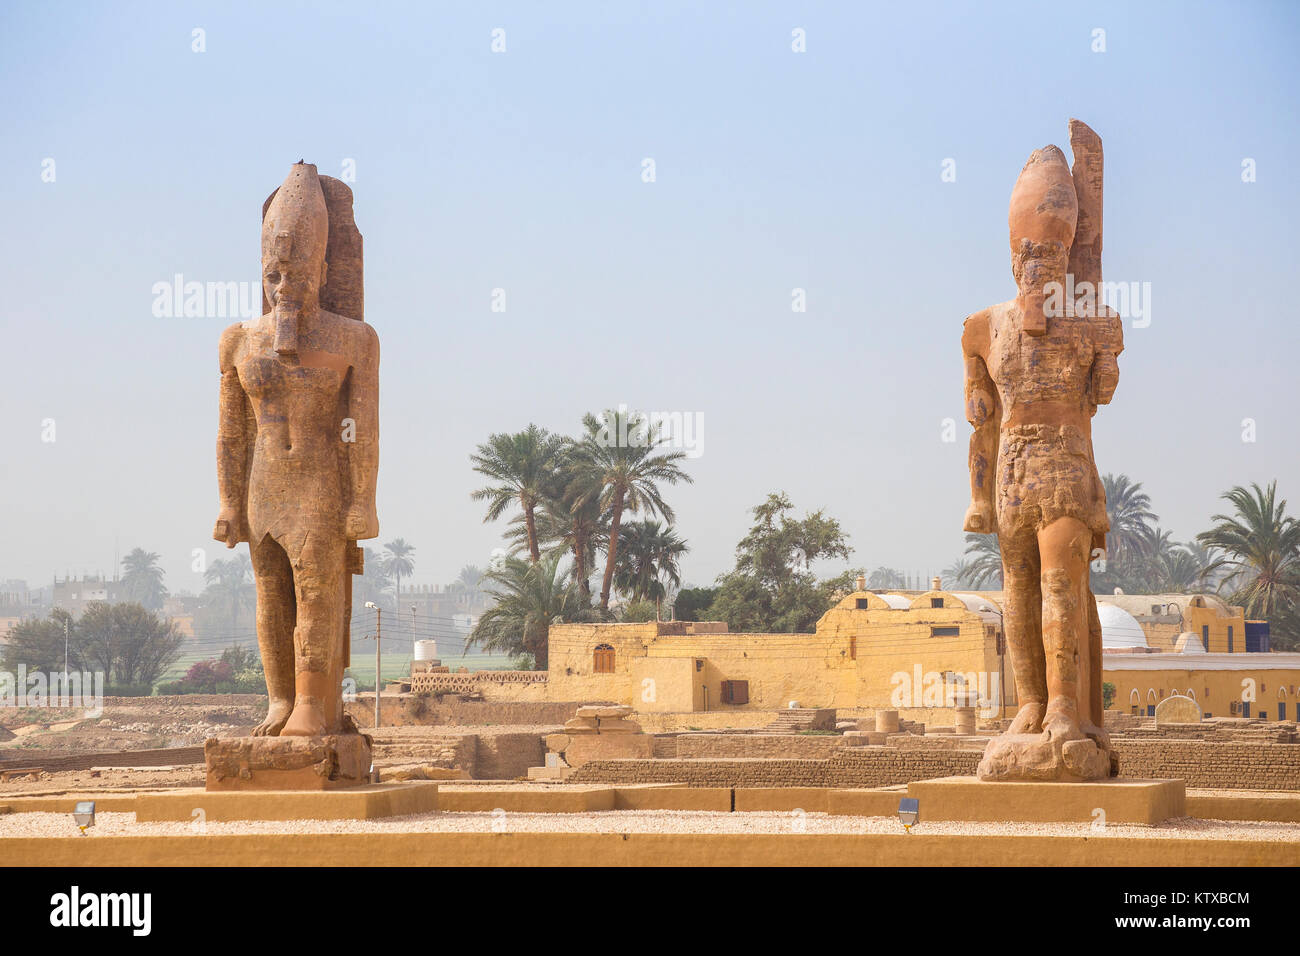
[545,582,1300,718]
[547,584,1013,715]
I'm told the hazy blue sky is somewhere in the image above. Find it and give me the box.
[2,0,1297,597]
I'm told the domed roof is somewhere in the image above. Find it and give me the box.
[1096,602,1148,649]
[1174,631,1206,654]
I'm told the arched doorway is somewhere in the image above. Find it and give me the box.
[593,643,615,674]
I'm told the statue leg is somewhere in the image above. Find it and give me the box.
[1081,589,1111,750]
[1000,528,1047,734]
[250,534,296,736]
[281,530,347,737]
[1037,516,1092,743]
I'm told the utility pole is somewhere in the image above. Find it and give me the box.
[365,602,382,729]
[63,618,70,680]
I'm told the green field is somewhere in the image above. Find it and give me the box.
[157,645,520,692]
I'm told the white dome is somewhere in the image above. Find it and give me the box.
[1096,602,1148,649]
[1174,631,1206,654]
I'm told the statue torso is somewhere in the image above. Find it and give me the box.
[233,311,361,535]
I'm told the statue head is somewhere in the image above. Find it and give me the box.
[261,163,329,355]
[1008,145,1077,334]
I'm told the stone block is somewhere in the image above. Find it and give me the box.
[205,734,372,791]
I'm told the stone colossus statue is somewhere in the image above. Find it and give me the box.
[214,162,378,739]
[963,121,1122,781]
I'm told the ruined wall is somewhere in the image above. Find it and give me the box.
[571,738,1300,791]
[673,734,846,760]
[474,733,546,780]
[1112,740,1300,791]
[347,696,581,728]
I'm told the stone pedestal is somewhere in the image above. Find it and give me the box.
[954,707,977,735]
[908,776,1185,825]
[136,782,436,821]
[874,710,900,733]
[205,734,373,791]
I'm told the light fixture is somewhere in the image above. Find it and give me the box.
[73,800,95,834]
[897,798,919,833]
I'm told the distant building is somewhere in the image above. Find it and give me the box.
[51,575,126,618]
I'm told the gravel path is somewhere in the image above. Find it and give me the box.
[3,809,1299,840]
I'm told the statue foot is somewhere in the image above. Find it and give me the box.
[1081,719,1111,752]
[280,700,327,737]
[978,697,1112,782]
[1041,696,1085,744]
[251,700,293,737]
[1007,700,1045,735]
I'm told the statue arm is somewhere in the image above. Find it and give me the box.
[1090,313,1123,407]
[344,323,380,540]
[962,312,999,534]
[214,325,251,547]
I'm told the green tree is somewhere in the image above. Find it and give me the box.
[1102,681,1116,710]
[470,424,568,563]
[672,586,717,622]
[614,519,689,617]
[121,548,168,610]
[1198,481,1300,650]
[959,533,1003,589]
[571,409,692,612]
[352,546,394,612]
[382,538,416,615]
[75,601,184,693]
[1,608,79,674]
[202,553,254,639]
[1102,473,1159,571]
[466,554,582,668]
[706,493,858,633]
[867,567,907,590]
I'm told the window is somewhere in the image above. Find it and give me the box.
[855,598,869,609]
[931,597,944,608]
[593,644,615,674]
[1227,626,1234,653]
[849,636,857,660]
[719,680,749,705]
[931,626,960,638]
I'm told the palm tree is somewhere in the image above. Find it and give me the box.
[121,547,168,610]
[455,565,484,600]
[353,546,393,612]
[466,554,582,668]
[1102,473,1159,570]
[614,519,689,617]
[1198,481,1300,645]
[867,567,907,590]
[961,533,1004,588]
[202,553,254,638]
[470,425,568,562]
[571,408,693,611]
[382,538,416,616]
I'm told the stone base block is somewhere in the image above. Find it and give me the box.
[563,734,654,768]
[907,775,1185,825]
[527,765,577,782]
[205,734,373,791]
[135,782,438,821]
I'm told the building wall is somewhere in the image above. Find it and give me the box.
[547,591,1010,713]
[1106,662,1300,720]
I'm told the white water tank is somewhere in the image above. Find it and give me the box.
[414,640,439,662]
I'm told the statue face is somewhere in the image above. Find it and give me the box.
[1012,237,1070,297]
[263,252,325,316]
